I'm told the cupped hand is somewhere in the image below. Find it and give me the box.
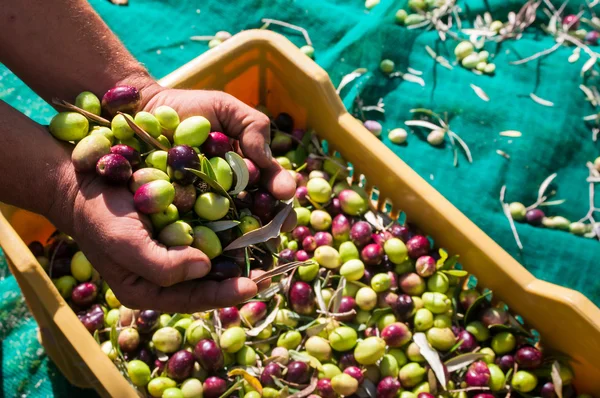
[55,86,296,312]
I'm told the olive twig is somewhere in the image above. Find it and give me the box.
[500,185,524,251]
[260,19,312,46]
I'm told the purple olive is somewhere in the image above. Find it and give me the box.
[50,258,72,278]
[290,281,315,315]
[79,310,104,333]
[339,353,358,370]
[344,366,364,384]
[295,250,312,262]
[253,190,276,221]
[459,289,480,310]
[274,112,294,133]
[326,198,342,217]
[398,273,425,296]
[292,226,312,242]
[136,348,153,366]
[525,209,545,225]
[201,132,233,158]
[496,354,515,371]
[292,128,305,141]
[28,241,45,257]
[261,362,282,387]
[372,231,392,247]
[337,296,356,322]
[332,214,351,241]
[96,153,132,184]
[239,301,268,325]
[465,361,490,386]
[361,268,376,284]
[314,232,333,247]
[194,339,224,372]
[218,307,241,328]
[244,158,261,187]
[71,282,98,307]
[351,221,373,247]
[457,330,477,352]
[296,186,309,205]
[294,171,308,187]
[381,322,411,347]
[110,144,142,170]
[118,327,140,352]
[515,346,543,369]
[302,235,317,252]
[167,145,200,185]
[406,235,430,258]
[586,30,599,45]
[541,382,557,398]
[481,307,508,327]
[166,350,195,381]
[279,249,296,263]
[102,85,141,116]
[136,310,160,333]
[233,190,253,210]
[361,244,384,266]
[415,256,436,277]
[563,14,580,29]
[204,257,242,281]
[473,395,495,398]
[154,359,166,373]
[418,394,435,398]
[379,290,398,309]
[286,361,310,384]
[317,378,336,398]
[389,223,411,242]
[377,376,401,398]
[203,376,227,398]
[172,182,197,214]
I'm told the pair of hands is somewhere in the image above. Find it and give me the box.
[53,86,297,313]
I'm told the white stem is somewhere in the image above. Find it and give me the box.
[511,40,563,65]
[261,18,312,45]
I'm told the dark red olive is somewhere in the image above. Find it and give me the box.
[541,382,557,398]
[306,156,323,172]
[286,361,310,384]
[96,154,132,184]
[418,394,435,398]
[481,307,508,327]
[317,378,336,398]
[350,221,372,247]
[515,346,543,369]
[239,301,268,325]
[279,249,296,263]
[289,281,315,315]
[218,307,241,328]
[203,376,227,398]
[344,366,364,384]
[136,310,160,333]
[251,249,275,270]
[204,257,242,281]
[361,243,384,266]
[465,361,490,386]
[28,241,45,257]
[381,322,411,347]
[201,132,233,158]
[194,339,224,372]
[233,190,253,209]
[244,158,261,187]
[71,282,98,307]
[172,182,197,214]
[50,258,72,278]
[389,223,411,242]
[377,377,401,398]
[406,235,430,258]
[296,186,309,206]
[302,235,317,252]
[154,359,166,373]
[314,232,333,247]
[260,362,282,387]
[459,289,479,311]
[167,145,200,185]
[563,14,580,30]
[274,112,294,133]
[337,296,356,322]
[295,250,312,262]
[166,350,195,381]
[496,354,515,371]
[332,214,351,241]
[110,144,142,170]
[415,256,436,277]
[102,85,141,116]
[326,198,342,217]
[79,310,104,333]
[253,190,276,221]
[292,226,312,242]
[338,352,358,370]
[137,348,153,366]
[457,330,477,352]
[525,209,545,225]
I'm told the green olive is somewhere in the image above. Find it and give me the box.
[53,275,77,299]
[305,336,332,361]
[414,308,434,331]
[427,272,449,293]
[71,134,112,172]
[310,209,332,231]
[111,113,135,140]
[422,292,451,314]
[339,241,360,263]
[331,373,359,396]
[75,91,101,115]
[412,381,430,394]
[307,177,332,203]
[355,287,378,311]
[297,261,320,282]
[158,220,194,247]
[173,116,210,147]
[488,364,506,391]
[185,320,211,346]
[89,126,115,144]
[154,105,180,131]
[236,346,257,366]
[355,309,371,324]
[191,226,222,259]
[371,273,392,292]
[376,313,398,330]
[466,321,490,342]
[162,387,185,398]
[194,192,230,221]
[511,370,538,393]
[274,309,299,328]
[384,238,409,264]
[277,330,302,349]
[134,111,162,138]
[294,207,311,226]
[329,326,358,351]
[152,327,182,353]
[380,354,400,378]
[147,377,177,397]
[70,251,93,282]
[314,245,341,269]
[491,332,516,355]
[343,282,360,298]
[100,341,117,360]
[209,157,234,191]
[145,150,169,173]
[239,215,261,234]
[426,327,456,351]
[180,378,204,398]
[261,387,280,398]
[220,326,246,353]
[104,308,120,327]
[340,259,365,281]
[399,362,426,388]
[50,112,89,141]
[388,348,408,367]
[127,360,151,387]
[319,363,342,380]
[150,204,179,231]
[480,347,496,364]
[406,342,425,362]
[354,336,386,365]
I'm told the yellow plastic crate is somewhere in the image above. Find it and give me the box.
[1,30,599,397]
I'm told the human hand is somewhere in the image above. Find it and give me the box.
[53,86,296,312]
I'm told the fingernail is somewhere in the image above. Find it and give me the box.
[264,143,273,162]
[186,261,210,280]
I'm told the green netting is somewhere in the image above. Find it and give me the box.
[1,0,598,396]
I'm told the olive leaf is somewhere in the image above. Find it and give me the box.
[225,151,249,195]
[364,211,385,230]
[118,111,169,151]
[366,307,393,327]
[442,269,468,277]
[470,84,490,102]
[530,93,554,107]
[288,373,318,398]
[413,333,446,387]
[551,362,564,398]
[52,98,111,127]
[167,313,184,327]
[218,379,244,398]
[330,276,346,314]
[405,120,441,131]
[487,323,532,337]
[185,168,237,215]
[464,290,493,325]
[224,203,293,251]
[201,157,217,181]
[336,68,368,94]
[246,295,281,337]
[110,324,125,361]
[251,260,311,284]
[228,369,263,394]
[436,249,448,267]
[444,352,488,372]
[93,330,101,345]
[313,277,328,314]
[203,220,241,232]
[288,350,324,371]
[357,379,377,398]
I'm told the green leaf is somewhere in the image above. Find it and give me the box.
[228,369,263,394]
[225,151,249,195]
[245,247,251,278]
[488,323,532,337]
[464,290,493,325]
[201,156,217,180]
[366,308,393,327]
[444,255,460,270]
[218,379,244,398]
[288,350,324,371]
[203,220,240,232]
[224,203,293,251]
[110,324,124,361]
[436,249,448,267]
[445,352,488,372]
[167,313,184,327]
[93,330,101,345]
[442,270,468,277]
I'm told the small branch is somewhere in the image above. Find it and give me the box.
[261,18,312,46]
[510,40,563,65]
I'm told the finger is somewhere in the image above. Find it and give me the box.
[213,92,273,169]
[249,270,271,291]
[119,230,212,287]
[260,158,296,200]
[119,277,258,312]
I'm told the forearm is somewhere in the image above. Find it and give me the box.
[0,100,75,227]
[0,0,159,105]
